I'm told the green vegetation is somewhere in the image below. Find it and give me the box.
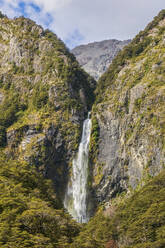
[0,125,6,146]
[32,83,49,110]
[89,116,100,164]
[95,9,165,104]
[114,171,165,247]
[0,153,80,248]
[71,212,113,248]
[0,91,23,126]
[1,152,164,248]
[71,170,165,248]
[0,13,95,247]
[0,89,27,147]
[0,11,5,18]
[0,9,164,248]
[91,9,165,188]
[0,14,95,161]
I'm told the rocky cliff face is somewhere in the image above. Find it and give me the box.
[0,9,165,248]
[0,14,95,198]
[90,10,165,204]
[72,39,131,80]
[0,10,164,212]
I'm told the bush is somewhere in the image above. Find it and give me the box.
[0,92,21,127]
[0,125,6,147]
[71,170,165,247]
[0,154,80,247]
[32,84,49,109]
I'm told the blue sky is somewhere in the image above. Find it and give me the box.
[0,0,164,48]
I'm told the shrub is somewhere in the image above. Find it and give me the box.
[0,125,6,147]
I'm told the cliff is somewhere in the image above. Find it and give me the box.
[0,9,165,248]
[71,10,165,248]
[90,9,165,204]
[0,14,95,198]
[0,13,96,247]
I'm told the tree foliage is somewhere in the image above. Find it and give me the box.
[0,154,80,248]
[71,170,165,248]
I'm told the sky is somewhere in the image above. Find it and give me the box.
[0,0,164,48]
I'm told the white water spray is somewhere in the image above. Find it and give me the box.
[64,113,92,223]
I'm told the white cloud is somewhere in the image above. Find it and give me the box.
[2,0,73,11]
[33,0,73,11]
[0,0,165,48]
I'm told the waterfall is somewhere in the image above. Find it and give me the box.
[64,113,92,223]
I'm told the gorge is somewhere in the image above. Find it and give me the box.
[0,9,164,248]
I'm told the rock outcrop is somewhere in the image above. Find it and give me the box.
[0,14,95,198]
[90,10,165,203]
[0,9,165,248]
[72,39,131,80]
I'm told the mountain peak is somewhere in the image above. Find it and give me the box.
[72,39,131,80]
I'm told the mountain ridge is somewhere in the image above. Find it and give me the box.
[89,9,165,203]
[72,39,131,80]
[0,9,164,248]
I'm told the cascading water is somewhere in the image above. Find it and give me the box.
[64,113,92,223]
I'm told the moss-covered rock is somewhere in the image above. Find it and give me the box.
[0,14,96,198]
[90,10,165,203]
